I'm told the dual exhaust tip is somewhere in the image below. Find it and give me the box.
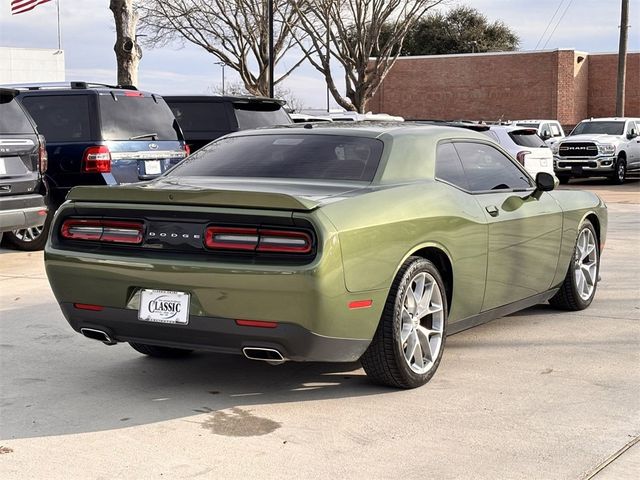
[242,347,285,365]
[80,328,286,365]
[80,328,116,345]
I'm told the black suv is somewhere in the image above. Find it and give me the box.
[0,88,48,250]
[164,95,291,153]
[10,82,188,249]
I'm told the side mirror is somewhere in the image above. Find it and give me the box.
[627,129,637,140]
[541,130,551,140]
[535,172,556,192]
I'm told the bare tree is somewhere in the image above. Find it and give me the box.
[290,0,445,112]
[110,0,142,86]
[137,0,306,96]
[207,81,306,112]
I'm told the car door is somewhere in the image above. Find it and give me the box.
[452,141,563,311]
[626,121,640,167]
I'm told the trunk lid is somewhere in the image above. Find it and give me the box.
[67,177,367,211]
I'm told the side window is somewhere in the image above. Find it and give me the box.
[453,142,532,192]
[21,95,91,142]
[550,123,561,137]
[540,123,550,137]
[435,143,469,190]
[626,121,637,136]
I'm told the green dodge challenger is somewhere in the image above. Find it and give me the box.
[44,124,607,388]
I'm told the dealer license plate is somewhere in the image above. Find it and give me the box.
[138,289,190,325]
[145,160,162,175]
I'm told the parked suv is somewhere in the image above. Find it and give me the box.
[482,125,554,178]
[552,117,640,184]
[165,95,291,153]
[513,119,565,147]
[0,88,48,249]
[9,82,188,249]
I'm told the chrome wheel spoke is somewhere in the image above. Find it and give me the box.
[574,227,598,301]
[399,269,445,375]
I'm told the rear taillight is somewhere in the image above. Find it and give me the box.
[516,150,530,165]
[204,226,312,254]
[82,146,111,173]
[183,143,191,157]
[61,219,143,244]
[37,134,47,173]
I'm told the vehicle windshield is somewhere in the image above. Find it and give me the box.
[0,93,33,134]
[234,102,292,129]
[99,94,181,141]
[508,130,547,148]
[167,134,383,182]
[569,121,625,136]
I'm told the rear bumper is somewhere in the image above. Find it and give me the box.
[60,302,370,362]
[0,194,47,231]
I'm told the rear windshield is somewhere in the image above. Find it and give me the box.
[168,134,383,182]
[234,103,291,130]
[570,121,624,136]
[21,95,91,141]
[0,93,33,134]
[508,130,547,148]
[98,94,181,141]
[167,101,229,133]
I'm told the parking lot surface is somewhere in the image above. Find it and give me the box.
[1,179,638,479]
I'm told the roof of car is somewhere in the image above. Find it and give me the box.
[578,117,640,122]
[223,122,492,142]
[4,81,158,96]
[163,94,285,106]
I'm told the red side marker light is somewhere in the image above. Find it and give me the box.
[235,319,278,329]
[348,300,373,310]
[74,303,104,311]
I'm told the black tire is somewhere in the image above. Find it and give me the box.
[610,157,626,185]
[2,211,52,251]
[129,342,194,358]
[549,220,599,311]
[557,175,570,185]
[361,257,448,389]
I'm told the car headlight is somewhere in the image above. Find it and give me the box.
[551,144,560,155]
[598,144,616,155]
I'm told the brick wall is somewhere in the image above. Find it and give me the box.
[588,53,640,118]
[370,50,639,127]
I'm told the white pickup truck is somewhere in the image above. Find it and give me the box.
[552,117,640,184]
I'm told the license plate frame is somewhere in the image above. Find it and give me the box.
[138,289,190,325]
[145,160,162,175]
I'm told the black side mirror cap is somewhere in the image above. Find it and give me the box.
[535,172,556,192]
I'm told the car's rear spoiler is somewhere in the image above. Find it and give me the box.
[67,185,321,211]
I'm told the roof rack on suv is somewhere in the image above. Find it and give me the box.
[5,82,138,91]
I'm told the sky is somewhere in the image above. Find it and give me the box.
[1,0,638,109]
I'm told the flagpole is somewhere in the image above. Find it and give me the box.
[56,0,62,51]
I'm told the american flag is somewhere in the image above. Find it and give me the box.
[11,0,53,15]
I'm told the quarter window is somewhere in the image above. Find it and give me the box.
[435,143,469,190]
[21,95,91,142]
[453,142,532,191]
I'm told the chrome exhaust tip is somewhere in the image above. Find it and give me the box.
[80,328,117,346]
[242,347,286,365]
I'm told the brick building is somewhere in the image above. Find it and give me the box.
[369,49,639,129]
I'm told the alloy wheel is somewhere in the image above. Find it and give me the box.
[574,227,598,301]
[399,272,444,374]
[11,225,44,243]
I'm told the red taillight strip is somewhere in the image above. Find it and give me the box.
[61,219,144,244]
[257,229,312,253]
[235,319,278,328]
[74,303,104,311]
[205,226,259,251]
[204,226,313,254]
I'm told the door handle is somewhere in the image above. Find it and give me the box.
[485,205,499,217]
